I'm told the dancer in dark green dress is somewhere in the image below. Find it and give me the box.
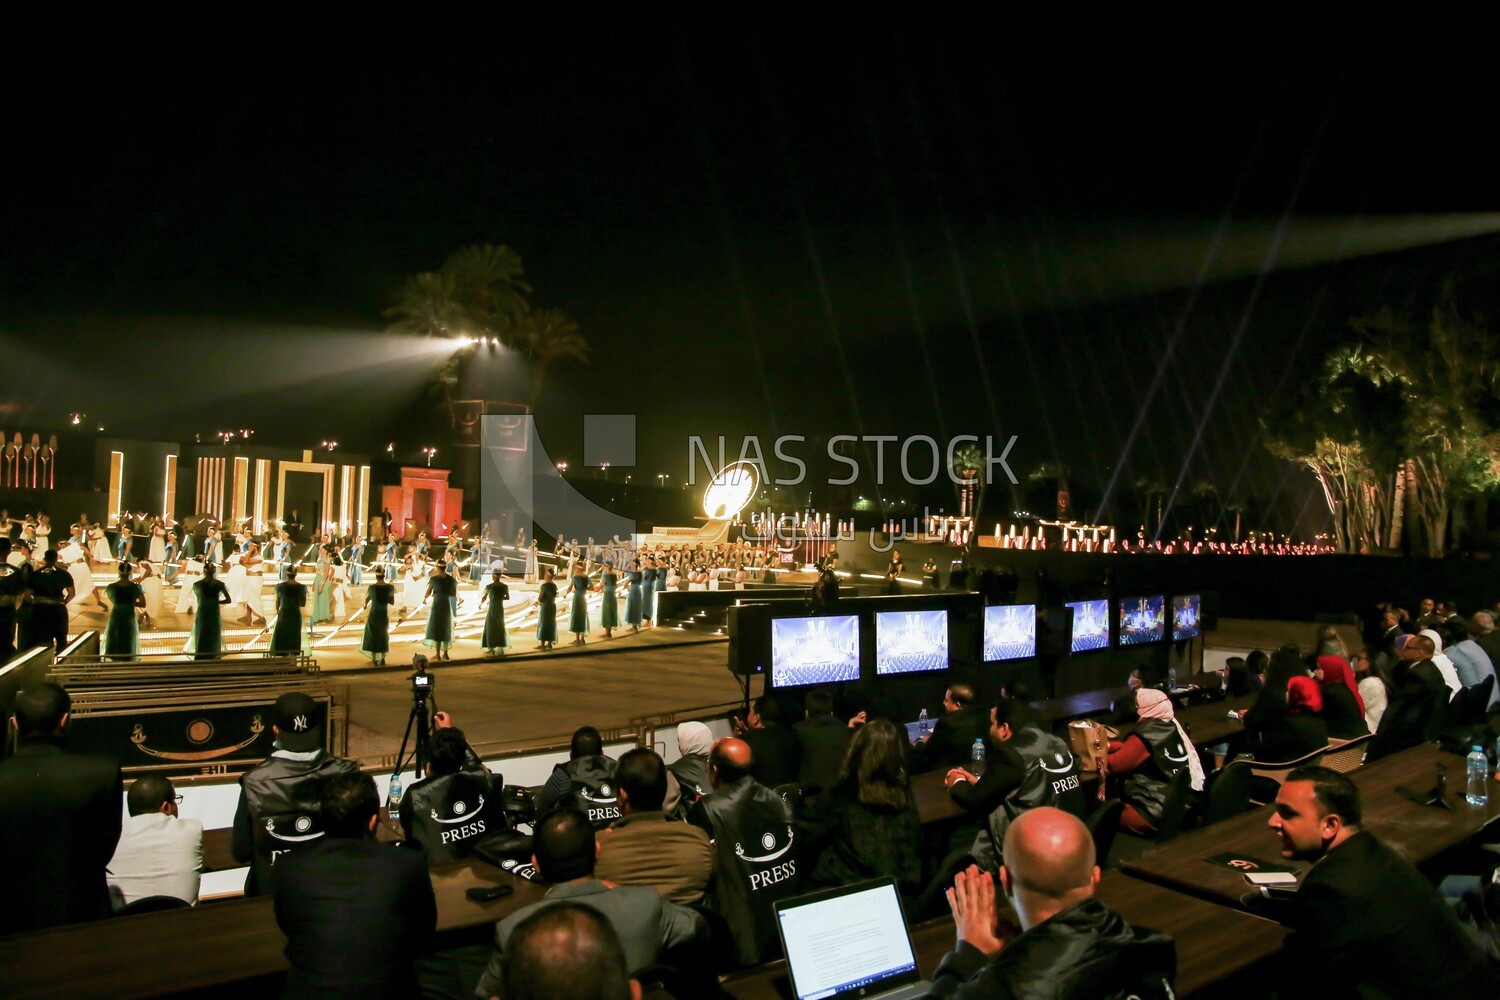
[535,568,558,651]
[624,559,644,633]
[188,561,232,660]
[564,563,590,646]
[479,567,510,655]
[641,559,657,627]
[423,561,458,660]
[362,565,395,665]
[598,562,619,639]
[269,572,308,656]
[104,563,145,661]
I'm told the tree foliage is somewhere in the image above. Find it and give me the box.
[1264,278,1500,556]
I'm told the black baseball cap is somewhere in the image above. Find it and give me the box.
[272,692,324,752]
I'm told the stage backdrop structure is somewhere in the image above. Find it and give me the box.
[381,465,462,541]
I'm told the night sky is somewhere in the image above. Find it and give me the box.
[5,26,1499,533]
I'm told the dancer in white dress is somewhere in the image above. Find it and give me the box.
[399,556,427,614]
[147,521,167,563]
[34,515,51,560]
[237,543,268,625]
[89,525,113,564]
[224,553,247,609]
[175,557,204,613]
[61,539,103,608]
[139,562,164,620]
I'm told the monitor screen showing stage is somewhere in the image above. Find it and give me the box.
[983,604,1037,661]
[1118,595,1166,646]
[874,610,949,675]
[1172,594,1202,641]
[1065,600,1110,653]
[771,615,861,687]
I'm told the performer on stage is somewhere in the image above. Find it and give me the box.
[224,545,247,612]
[162,530,180,585]
[624,558,643,634]
[398,555,425,615]
[641,558,656,628]
[148,519,167,564]
[115,523,134,563]
[534,567,558,651]
[89,522,112,564]
[885,550,903,595]
[422,560,458,661]
[654,556,668,610]
[598,561,618,640]
[174,554,204,614]
[347,536,366,586]
[479,567,510,655]
[524,540,538,584]
[138,561,164,621]
[360,565,395,665]
[732,563,746,590]
[236,542,268,626]
[270,570,309,656]
[562,562,590,646]
[34,514,51,558]
[382,536,400,579]
[202,527,223,567]
[415,530,430,560]
[60,535,104,609]
[470,529,489,584]
[330,548,349,620]
[311,544,335,624]
[103,563,145,661]
[27,550,75,655]
[186,562,231,660]
[180,527,196,559]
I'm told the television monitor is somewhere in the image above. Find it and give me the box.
[1172,594,1202,641]
[1065,599,1110,653]
[1118,595,1167,646]
[983,604,1037,661]
[771,615,861,688]
[875,609,949,676]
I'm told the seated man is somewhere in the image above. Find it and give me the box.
[475,807,706,999]
[400,715,506,864]
[738,696,801,789]
[910,683,988,774]
[536,725,621,829]
[793,688,854,795]
[232,691,361,895]
[688,738,801,966]
[501,902,642,1000]
[1268,766,1497,999]
[931,807,1175,997]
[596,748,713,905]
[945,697,1084,871]
[274,770,437,999]
[107,774,203,907]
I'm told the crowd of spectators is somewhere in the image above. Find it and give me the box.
[5,588,1500,998]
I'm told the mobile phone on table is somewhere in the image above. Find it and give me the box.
[466,884,515,903]
[1243,872,1297,886]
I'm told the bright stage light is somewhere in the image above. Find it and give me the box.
[703,462,758,521]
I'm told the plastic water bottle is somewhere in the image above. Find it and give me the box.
[388,773,404,823]
[918,708,929,737]
[1167,667,1177,691]
[970,738,987,778]
[1467,746,1489,807]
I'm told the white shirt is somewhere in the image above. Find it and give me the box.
[106,812,204,906]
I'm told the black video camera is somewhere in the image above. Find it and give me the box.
[410,656,434,701]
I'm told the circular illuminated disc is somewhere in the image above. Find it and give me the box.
[703,463,759,520]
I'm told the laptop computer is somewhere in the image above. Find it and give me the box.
[904,720,930,742]
[772,876,930,1000]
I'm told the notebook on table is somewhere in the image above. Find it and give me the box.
[772,876,930,1000]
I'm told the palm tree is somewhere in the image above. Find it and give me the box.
[386,272,465,339]
[442,244,531,341]
[521,308,589,409]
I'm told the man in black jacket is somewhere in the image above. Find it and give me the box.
[910,683,988,774]
[231,691,361,895]
[738,696,801,788]
[274,770,436,1000]
[0,683,122,934]
[925,806,1175,998]
[536,725,620,828]
[1269,766,1496,999]
[793,688,854,795]
[400,715,504,864]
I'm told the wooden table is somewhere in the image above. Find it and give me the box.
[1119,741,1500,908]
[717,871,1287,999]
[1032,686,1132,724]
[0,857,544,1000]
[1171,695,1254,747]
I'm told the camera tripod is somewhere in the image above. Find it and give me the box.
[393,677,437,779]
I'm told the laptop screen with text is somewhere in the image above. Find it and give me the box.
[775,878,920,1000]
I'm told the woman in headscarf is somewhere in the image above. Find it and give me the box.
[1106,689,1206,834]
[1418,629,1462,701]
[1255,676,1329,763]
[669,721,714,805]
[1315,655,1368,738]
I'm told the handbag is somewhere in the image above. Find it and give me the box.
[1068,720,1116,774]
